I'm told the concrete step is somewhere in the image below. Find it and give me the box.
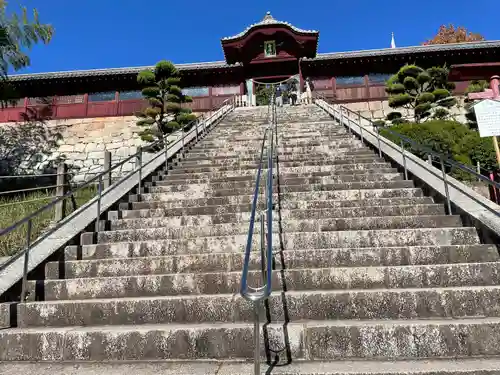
[166,163,398,178]
[184,147,368,158]
[149,173,403,192]
[159,166,398,183]
[127,190,429,212]
[72,227,480,259]
[193,137,357,147]
[182,149,376,162]
[97,215,461,243]
[155,170,398,185]
[26,262,500,301]
[47,245,499,279]
[136,181,416,201]
[4,359,500,375]
[117,197,435,220]
[4,318,500,361]
[18,285,500,327]
[110,204,445,229]
[178,155,385,168]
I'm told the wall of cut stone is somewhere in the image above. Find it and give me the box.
[0,113,201,183]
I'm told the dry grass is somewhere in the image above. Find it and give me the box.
[0,186,97,257]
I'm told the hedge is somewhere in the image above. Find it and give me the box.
[379,120,497,181]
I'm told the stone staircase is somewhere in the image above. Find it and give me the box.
[1,104,500,374]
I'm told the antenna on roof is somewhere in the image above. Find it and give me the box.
[391,32,397,49]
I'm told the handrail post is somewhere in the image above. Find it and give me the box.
[358,111,364,144]
[439,156,453,215]
[400,140,408,180]
[375,125,382,158]
[253,301,261,375]
[95,174,103,232]
[136,146,143,196]
[54,162,68,222]
[20,219,32,302]
[103,151,112,189]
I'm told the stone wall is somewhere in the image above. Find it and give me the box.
[0,113,201,183]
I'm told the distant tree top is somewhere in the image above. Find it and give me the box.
[422,24,485,45]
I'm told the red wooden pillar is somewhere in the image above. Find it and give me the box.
[332,78,337,102]
[491,75,500,97]
[364,75,370,100]
[115,91,120,116]
[52,95,58,118]
[298,58,304,91]
[208,87,213,112]
[239,82,244,95]
[83,93,89,117]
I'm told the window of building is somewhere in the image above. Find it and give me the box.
[182,87,209,97]
[88,91,116,102]
[212,85,240,96]
[367,73,393,83]
[57,95,85,104]
[119,91,143,100]
[264,40,276,57]
[335,76,365,86]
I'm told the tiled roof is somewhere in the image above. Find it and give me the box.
[221,11,318,41]
[307,40,500,61]
[8,61,241,82]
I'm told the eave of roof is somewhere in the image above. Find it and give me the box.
[8,61,242,82]
[8,40,500,83]
[306,40,500,62]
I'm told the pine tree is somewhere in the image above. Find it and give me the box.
[136,60,197,148]
[385,64,457,124]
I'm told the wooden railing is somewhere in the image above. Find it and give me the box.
[0,94,235,122]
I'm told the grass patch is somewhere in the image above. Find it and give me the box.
[0,186,97,257]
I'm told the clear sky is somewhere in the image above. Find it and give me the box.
[9,0,500,74]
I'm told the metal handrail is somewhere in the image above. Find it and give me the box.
[0,97,234,299]
[314,93,500,217]
[240,91,276,375]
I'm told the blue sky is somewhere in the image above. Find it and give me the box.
[10,0,499,74]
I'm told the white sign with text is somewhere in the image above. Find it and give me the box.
[474,99,500,137]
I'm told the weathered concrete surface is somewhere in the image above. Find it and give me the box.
[18,286,500,327]
[45,244,498,279]
[1,359,500,375]
[26,262,500,301]
[0,105,233,297]
[2,104,500,367]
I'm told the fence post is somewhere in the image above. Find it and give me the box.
[103,151,112,189]
[427,155,432,165]
[54,162,68,222]
[477,161,481,181]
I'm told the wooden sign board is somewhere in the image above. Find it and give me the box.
[473,99,500,138]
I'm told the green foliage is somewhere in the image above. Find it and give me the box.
[255,84,273,106]
[385,64,457,123]
[136,60,196,148]
[379,120,497,181]
[0,1,53,106]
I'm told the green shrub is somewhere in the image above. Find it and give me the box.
[379,120,497,181]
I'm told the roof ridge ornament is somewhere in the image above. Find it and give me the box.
[262,11,275,23]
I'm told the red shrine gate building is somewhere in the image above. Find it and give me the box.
[1,11,500,122]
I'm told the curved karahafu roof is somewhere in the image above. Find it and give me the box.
[221,11,318,41]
